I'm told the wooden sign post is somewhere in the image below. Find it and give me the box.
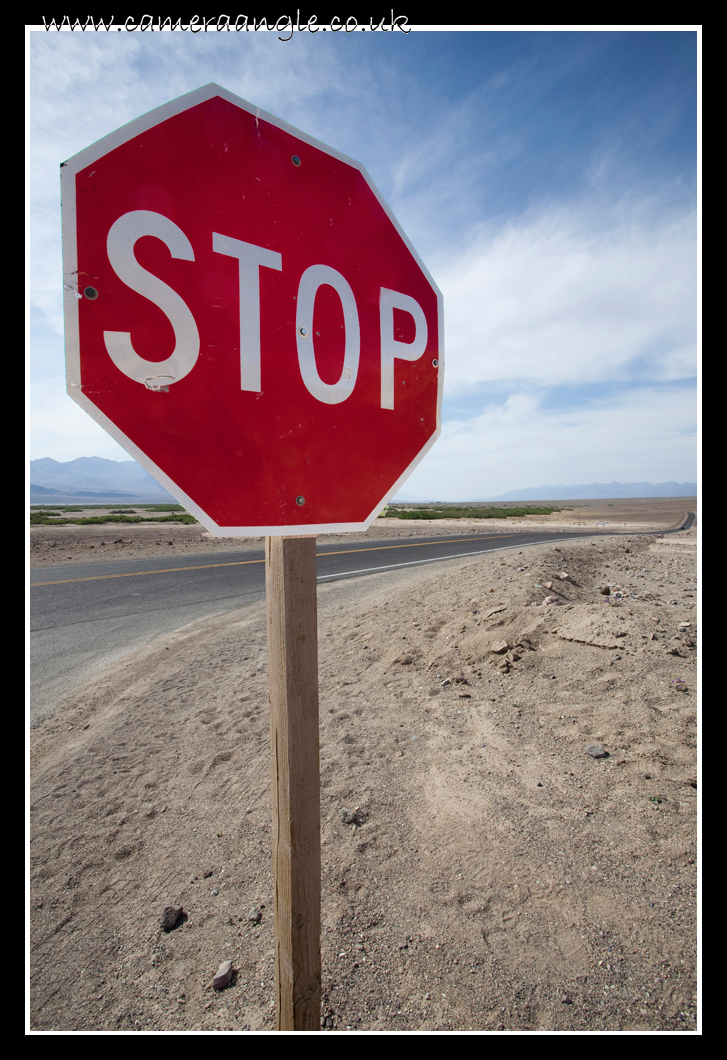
[61,85,442,1031]
[265,535,321,1031]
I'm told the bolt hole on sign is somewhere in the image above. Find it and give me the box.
[62,84,443,534]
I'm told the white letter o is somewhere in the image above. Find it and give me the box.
[296,265,360,404]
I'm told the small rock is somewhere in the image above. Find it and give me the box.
[458,692,471,698]
[599,586,611,595]
[544,581,553,589]
[558,571,571,581]
[586,744,607,758]
[248,907,262,924]
[159,904,183,931]
[561,994,573,1004]
[213,959,233,990]
[543,596,559,606]
[490,639,509,654]
[339,806,367,825]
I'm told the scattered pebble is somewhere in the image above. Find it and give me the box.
[586,745,607,758]
[248,907,262,924]
[159,905,183,931]
[340,807,367,825]
[213,960,233,990]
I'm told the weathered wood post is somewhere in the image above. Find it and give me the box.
[265,535,321,1031]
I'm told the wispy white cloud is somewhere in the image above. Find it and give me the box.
[402,382,697,500]
[435,197,696,393]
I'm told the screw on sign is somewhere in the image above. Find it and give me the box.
[62,83,442,534]
[61,84,443,1031]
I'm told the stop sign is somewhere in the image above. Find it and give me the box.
[61,83,442,534]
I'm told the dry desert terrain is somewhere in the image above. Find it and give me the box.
[29,500,698,1032]
[29,496,693,567]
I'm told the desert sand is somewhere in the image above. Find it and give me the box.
[29,511,698,1032]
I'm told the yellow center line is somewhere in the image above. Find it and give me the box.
[30,534,506,587]
[31,558,264,586]
[312,535,503,559]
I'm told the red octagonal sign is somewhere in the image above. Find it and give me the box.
[62,84,443,534]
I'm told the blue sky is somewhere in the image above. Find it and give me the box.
[28,25,699,499]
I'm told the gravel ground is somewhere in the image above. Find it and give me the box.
[29,529,699,1032]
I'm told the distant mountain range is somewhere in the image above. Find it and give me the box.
[488,481,697,501]
[394,481,697,503]
[31,461,697,506]
[30,457,176,504]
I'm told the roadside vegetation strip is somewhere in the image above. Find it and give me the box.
[382,504,565,520]
[30,512,198,525]
[31,503,187,511]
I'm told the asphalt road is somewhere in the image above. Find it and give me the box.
[29,518,694,727]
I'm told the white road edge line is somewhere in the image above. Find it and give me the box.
[316,541,551,581]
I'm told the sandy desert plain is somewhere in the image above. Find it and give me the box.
[29,498,699,1032]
